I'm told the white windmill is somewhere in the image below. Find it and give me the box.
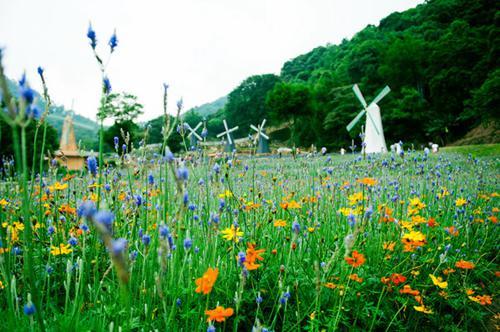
[346,84,391,154]
[216,119,239,152]
[185,121,203,148]
[250,119,270,153]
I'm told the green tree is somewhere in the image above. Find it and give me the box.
[266,82,312,145]
[146,115,183,153]
[225,74,281,136]
[102,92,144,151]
[102,92,144,122]
[0,118,59,169]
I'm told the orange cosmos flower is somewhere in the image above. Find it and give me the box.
[349,274,363,283]
[345,250,366,267]
[399,285,420,296]
[390,273,407,285]
[244,243,265,271]
[455,260,475,270]
[444,226,459,237]
[195,267,219,295]
[474,294,493,305]
[323,282,337,289]
[205,306,234,322]
[427,217,438,227]
[356,177,377,186]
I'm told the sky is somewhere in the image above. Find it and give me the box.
[0,0,424,123]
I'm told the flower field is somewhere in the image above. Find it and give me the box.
[0,150,498,331]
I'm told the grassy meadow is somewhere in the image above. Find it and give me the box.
[0,148,498,331]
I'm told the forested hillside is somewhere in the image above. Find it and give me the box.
[188,0,499,148]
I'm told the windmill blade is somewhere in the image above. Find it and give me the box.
[352,84,367,109]
[259,131,269,140]
[346,109,366,132]
[250,124,259,132]
[253,134,259,145]
[223,119,229,131]
[226,133,233,145]
[371,86,391,105]
[227,126,239,134]
[192,122,203,131]
[192,132,203,141]
[216,131,225,138]
[366,111,380,136]
[260,119,267,129]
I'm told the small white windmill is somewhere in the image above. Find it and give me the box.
[185,121,203,148]
[216,119,239,152]
[346,84,391,154]
[250,119,270,153]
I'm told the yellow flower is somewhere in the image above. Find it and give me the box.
[455,198,467,207]
[221,225,243,243]
[13,222,24,231]
[219,190,233,199]
[383,241,395,251]
[437,188,450,199]
[287,200,301,209]
[429,274,448,289]
[50,243,73,256]
[409,197,426,209]
[338,207,353,216]
[0,280,4,289]
[0,199,9,207]
[348,192,363,205]
[273,219,287,227]
[413,305,433,314]
[48,182,68,191]
[402,231,426,242]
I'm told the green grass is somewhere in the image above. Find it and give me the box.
[442,143,500,157]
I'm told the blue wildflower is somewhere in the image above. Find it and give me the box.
[109,30,118,52]
[87,23,97,49]
[142,234,151,246]
[23,302,36,316]
[20,86,35,105]
[103,77,111,94]
[183,238,192,250]
[68,237,78,247]
[87,155,97,176]
[176,167,189,181]
[94,210,115,233]
[111,238,127,255]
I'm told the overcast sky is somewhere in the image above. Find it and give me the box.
[1,0,423,122]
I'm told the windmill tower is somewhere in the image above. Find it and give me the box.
[185,121,203,148]
[55,113,85,170]
[250,119,270,154]
[216,119,239,152]
[346,84,390,154]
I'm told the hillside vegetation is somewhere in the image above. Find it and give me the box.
[179,0,499,149]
